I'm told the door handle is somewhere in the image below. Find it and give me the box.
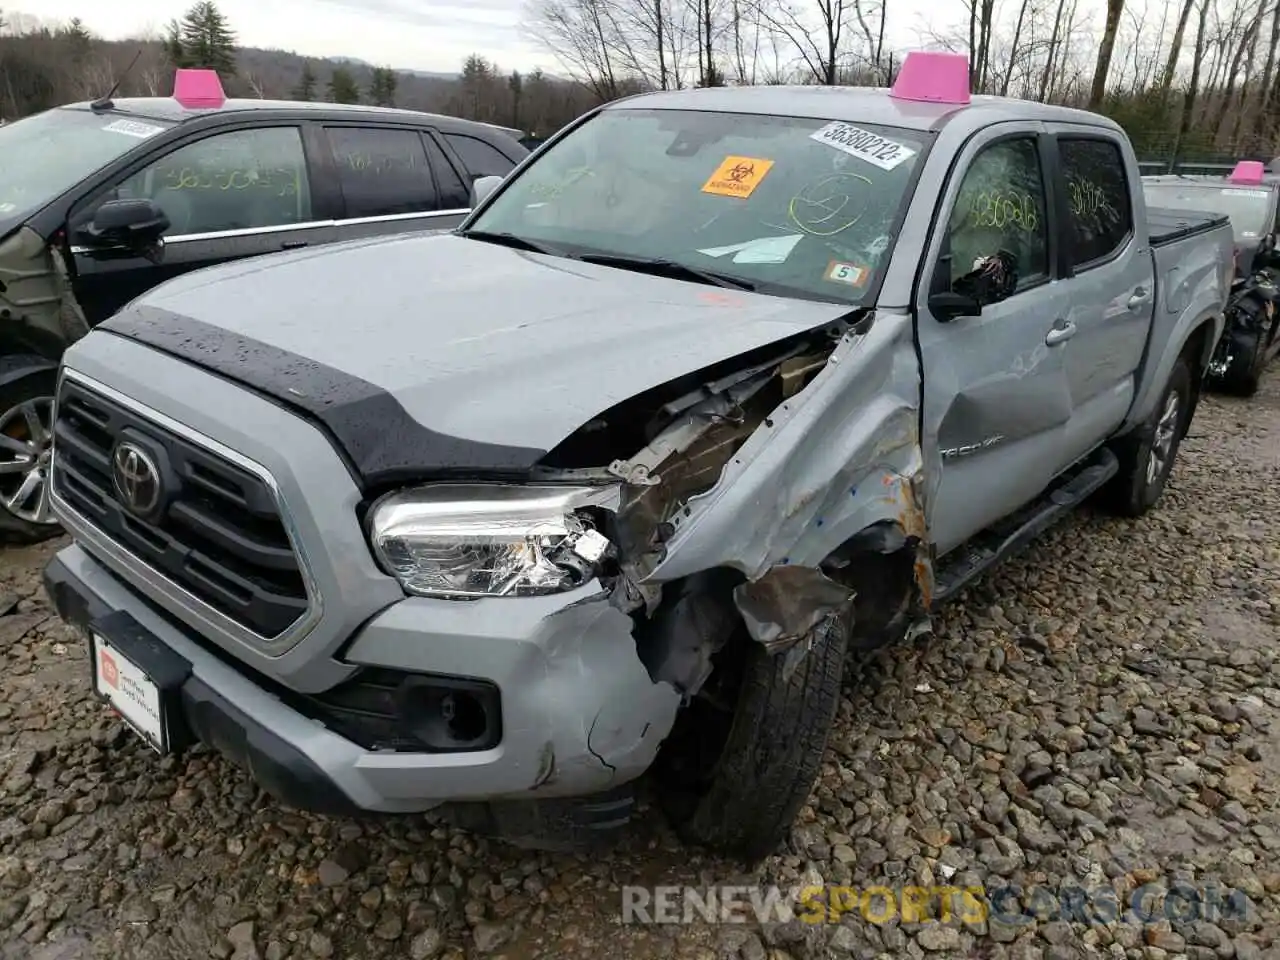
[1045,319,1077,345]
[280,240,308,250]
[1127,287,1150,310]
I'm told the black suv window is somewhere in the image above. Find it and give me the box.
[1058,137,1133,268]
[444,133,517,181]
[114,126,312,236]
[424,135,471,209]
[945,137,1049,300]
[328,127,438,219]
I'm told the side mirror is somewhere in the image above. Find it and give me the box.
[80,198,170,251]
[470,175,503,208]
[928,290,982,321]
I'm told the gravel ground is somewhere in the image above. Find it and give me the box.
[1,373,1278,960]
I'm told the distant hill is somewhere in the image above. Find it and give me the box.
[0,11,582,133]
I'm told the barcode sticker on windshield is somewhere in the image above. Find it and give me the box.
[810,122,916,170]
[102,119,166,139]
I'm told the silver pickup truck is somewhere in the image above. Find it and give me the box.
[42,53,1233,862]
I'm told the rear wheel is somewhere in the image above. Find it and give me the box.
[1104,356,1193,518]
[655,612,849,863]
[1218,325,1267,397]
[0,370,61,545]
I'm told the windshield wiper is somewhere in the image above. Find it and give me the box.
[575,253,757,291]
[461,230,563,256]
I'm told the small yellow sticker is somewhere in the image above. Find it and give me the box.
[702,156,775,199]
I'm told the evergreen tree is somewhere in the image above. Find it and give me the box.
[167,1,237,77]
[292,62,317,101]
[507,70,523,130]
[368,66,397,107]
[62,17,93,63]
[327,66,359,104]
[162,18,185,66]
[459,54,493,119]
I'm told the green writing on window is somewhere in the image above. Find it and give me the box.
[969,189,1040,232]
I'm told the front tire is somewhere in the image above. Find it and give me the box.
[1104,356,1192,518]
[655,612,849,863]
[0,369,62,545]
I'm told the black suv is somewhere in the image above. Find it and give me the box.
[0,75,528,542]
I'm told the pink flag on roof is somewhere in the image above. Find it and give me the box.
[890,52,971,105]
[1228,161,1265,184]
[173,68,226,109]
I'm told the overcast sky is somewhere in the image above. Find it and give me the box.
[21,0,949,76]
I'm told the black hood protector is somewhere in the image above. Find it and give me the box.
[100,307,546,490]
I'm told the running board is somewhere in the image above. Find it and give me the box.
[931,447,1119,608]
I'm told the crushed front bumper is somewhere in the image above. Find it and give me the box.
[44,542,682,817]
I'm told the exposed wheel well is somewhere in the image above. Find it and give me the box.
[1180,317,1218,421]
[0,327,67,364]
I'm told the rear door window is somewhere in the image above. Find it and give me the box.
[327,126,439,219]
[444,133,518,181]
[424,134,471,209]
[1057,137,1134,269]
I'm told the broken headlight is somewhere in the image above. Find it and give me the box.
[367,484,618,598]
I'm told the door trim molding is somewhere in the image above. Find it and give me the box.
[70,208,471,255]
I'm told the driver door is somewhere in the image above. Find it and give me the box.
[66,124,334,325]
[917,124,1077,557]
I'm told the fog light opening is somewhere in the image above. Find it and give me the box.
[441,691,486,743]
[393,676,502,751]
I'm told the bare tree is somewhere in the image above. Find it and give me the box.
[1170,0,1211,162]
[1160,0,1197,94]
[1211,0,1263,137]
[527,0,626,99]
[999,0,1032,95]
[751,0,849,85]
[1087,0,1125,109]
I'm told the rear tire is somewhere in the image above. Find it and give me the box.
[655,612,849,863]
[0,369,62,545]
[1104,356,1193,518]
[1218,325,1266,397]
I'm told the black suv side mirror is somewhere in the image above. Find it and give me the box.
[80,199,170,252]
[928,290,983,321]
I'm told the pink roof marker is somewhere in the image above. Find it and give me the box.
[890,51,971,105]
[1228,160,1265,185]
[172,68,226,109]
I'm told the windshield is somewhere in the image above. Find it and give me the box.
[1143,182,1273,241]
[464,108,929,303]
[0,107,174,233]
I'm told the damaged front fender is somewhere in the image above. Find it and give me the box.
[630,309,928,651]
[0,227,87,350]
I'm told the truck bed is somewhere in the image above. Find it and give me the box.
[1147,207,1232,248]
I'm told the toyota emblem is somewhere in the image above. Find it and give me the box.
[111,441,162,516]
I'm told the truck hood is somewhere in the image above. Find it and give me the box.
[100,231,854,488]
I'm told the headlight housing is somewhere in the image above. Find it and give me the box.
[368,484,619,598]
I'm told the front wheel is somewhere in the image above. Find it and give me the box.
[0,370,62,544]
[654,612,849,863]
[1104,356,1193,518]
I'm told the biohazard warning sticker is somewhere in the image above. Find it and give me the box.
[702,156,775,198]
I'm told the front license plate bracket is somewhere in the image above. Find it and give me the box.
[88,610,194,755]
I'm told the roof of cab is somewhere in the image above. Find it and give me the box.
[606,85,1123,136]
[59,96,491,130]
